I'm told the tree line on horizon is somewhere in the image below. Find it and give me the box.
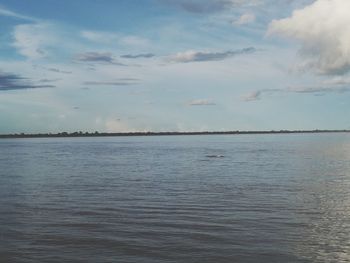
[0,129,349,138]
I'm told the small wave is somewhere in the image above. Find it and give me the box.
[205,155,225,158]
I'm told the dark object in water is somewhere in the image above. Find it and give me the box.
[205,155,224,158]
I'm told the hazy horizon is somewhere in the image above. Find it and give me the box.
[1,0,350,133]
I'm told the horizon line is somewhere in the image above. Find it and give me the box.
[1,129,350,138]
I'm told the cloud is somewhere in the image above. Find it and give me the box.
[268,0,350,75]
[0,6,35,21]
[242,77,350,101]
[121,53,155,59]
[39,78,61,83]
[83,79,139,86]
[233,13,256,25]
[74,52,125,65]
[287,84,350,94]
[242,90,261,101]
[47,68,72,74]
[80,30,119,44]
[75,52,113,63]
[169,47,257,63]
[119,36,150,47]
[12,23,53,59]
[0,71,54,91]
[162,0,261,14]
[81,30,150,47]
[188,99,216,106]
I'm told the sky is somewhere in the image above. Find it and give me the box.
[1,0,350,133]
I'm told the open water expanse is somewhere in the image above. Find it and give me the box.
[0,134,350,262]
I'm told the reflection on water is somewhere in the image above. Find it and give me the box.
[0,134,350,262]
[293,141,350,262]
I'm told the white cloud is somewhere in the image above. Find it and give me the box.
[241,90,261,101]
[168,48,256,63]
[233,13,256,25]
[81,30,150,48]
[80,30,119,44]
[188,99,216,106]
[268,0,350,75]
[0,6,35,21]
[12,23,55,59]
[322,76,350,86]
[119,36,150,47]
[287,84,350,94]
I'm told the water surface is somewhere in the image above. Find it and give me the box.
[1,134,350,262]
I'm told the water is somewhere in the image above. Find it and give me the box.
[0,134,350,263]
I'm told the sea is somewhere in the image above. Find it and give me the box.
[0,134,349,263]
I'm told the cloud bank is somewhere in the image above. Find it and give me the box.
[268,0,350,75]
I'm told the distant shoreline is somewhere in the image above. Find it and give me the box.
[0,130,350,139]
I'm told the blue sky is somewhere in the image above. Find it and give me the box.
[1,0,350,133]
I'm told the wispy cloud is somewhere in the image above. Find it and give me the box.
[74,52,125,65]
[188,99,216,106]
[80,30,119,44]
[289,76,350,93]
[12,23,53,59]
[120,36,150,47]
[233,12,256,25]
[242,77,350,101]
[83,78,139,86]
[39,78,61,83]
[0,71,54,91]
[47,68,72,74]
[242,90,261,101]
[286,85,350,94]
[169,47,257,63]
[0,6,36,21]
[121,53,155,59]
[162,0,262,14]
[81,30,150,47]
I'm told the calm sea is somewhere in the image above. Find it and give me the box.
[0,134,350,262]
